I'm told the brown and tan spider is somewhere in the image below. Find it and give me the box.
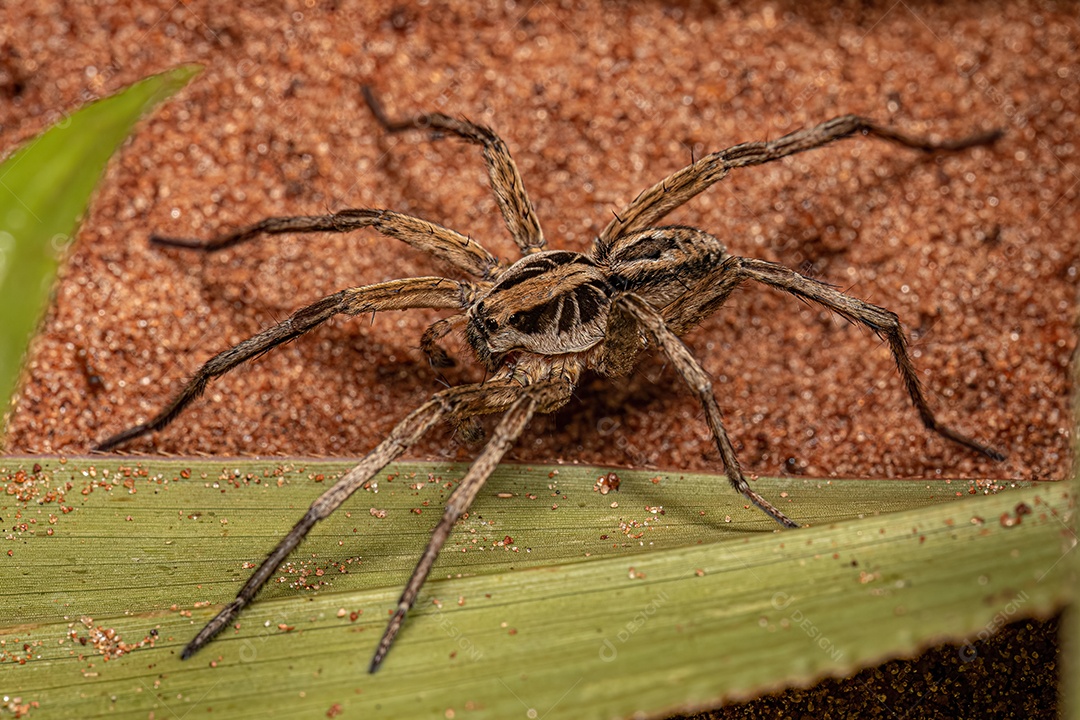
[94,88,1004,672]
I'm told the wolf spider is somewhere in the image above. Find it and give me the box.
[94,88,1003,671]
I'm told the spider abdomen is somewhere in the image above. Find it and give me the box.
[604,226,729,307]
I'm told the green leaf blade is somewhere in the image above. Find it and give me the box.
[0,64,201,434]
[0,459,1068,719]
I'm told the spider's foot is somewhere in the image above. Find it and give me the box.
[150,234,208,249]
[940,127,1005,151]
[745,489,799,529]
[92,423,152,453]
[369,606,408,673]
[182,599,245,660]
[933,423,1006,462]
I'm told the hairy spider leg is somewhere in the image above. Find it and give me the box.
[370,386,560,671]
[174,373,570,671]
[613,293,800,528]
[594,115,1002,257]
[92,277,468,451]
[363,86,546,256]
[660,254,1004,461]
[151,208,501,280]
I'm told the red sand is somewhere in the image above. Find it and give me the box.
[3,2,1076,487]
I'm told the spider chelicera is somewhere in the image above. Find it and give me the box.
[94,88,1003,671]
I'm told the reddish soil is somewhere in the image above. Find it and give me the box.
[3,2,1076,487]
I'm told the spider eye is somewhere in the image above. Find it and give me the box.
[484,317,499,333]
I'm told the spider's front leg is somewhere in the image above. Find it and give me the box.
[368,368,575,670]
[177,372,572,672]
[370,392,533,670]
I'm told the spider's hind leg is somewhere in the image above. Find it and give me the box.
[735,258,1004,461]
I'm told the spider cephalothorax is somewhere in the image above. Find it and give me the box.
[466,249,614,368]
[94,88,1003,671]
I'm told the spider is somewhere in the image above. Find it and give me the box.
[94,88,1004,672]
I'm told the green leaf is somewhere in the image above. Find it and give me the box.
[0,459,1069,719]
[1060,328,1080,720]
[0,65,201,436]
